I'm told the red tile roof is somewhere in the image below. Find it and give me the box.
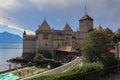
[57,46,78,53]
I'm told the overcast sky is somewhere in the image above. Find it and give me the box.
[0,0,120,37]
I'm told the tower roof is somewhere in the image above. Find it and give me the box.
[39,20,51,30]
[56,46,78,53]
[114,28,120,35]
[23,30,26,35]
[105,27,113,33]
[62,23,73,31]
[96,25,104,31]
[80,14,93,21]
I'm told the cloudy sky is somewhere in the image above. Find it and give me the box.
[0,0,119,37]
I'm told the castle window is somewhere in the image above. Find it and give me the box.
[66,37,68,40]
[45,43,47,47]
[64,42,67,44]
[58,43,60,47]
[43,34,49,40]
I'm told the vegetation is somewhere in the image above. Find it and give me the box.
[8,56,28,63]
[81,30,119,76]
[26,62,103,80]
[81,30,111,62]
[33,54,62,68]
[12,66,39,76]
[12,66,48,77]
[104,28,114,49]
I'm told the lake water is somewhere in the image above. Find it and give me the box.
[0,44,22,72]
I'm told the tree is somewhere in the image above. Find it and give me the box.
[33,54,45,62]
[104,28,113,37]
[81,30,111,63]
[104,28,114,49]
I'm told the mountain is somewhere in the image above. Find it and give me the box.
[0,32,22,44]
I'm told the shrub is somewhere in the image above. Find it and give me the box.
[101,52,118,76]
[33,54,62,68]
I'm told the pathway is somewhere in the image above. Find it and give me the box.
[21,57,82,80]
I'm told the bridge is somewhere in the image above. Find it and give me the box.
[22,57,82,80]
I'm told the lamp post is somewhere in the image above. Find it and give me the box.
[113,36,120,72]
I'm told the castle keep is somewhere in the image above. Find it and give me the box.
[22,14,94,61]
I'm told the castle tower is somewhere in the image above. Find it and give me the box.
[36,20,53,58]
[22,30,36,60]
[96,25,104,31]
[62,23,73,46]
[79,14,93,32]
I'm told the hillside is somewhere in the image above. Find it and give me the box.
[0,32,22,44]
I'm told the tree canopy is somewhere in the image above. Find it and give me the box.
[81,30,112,62]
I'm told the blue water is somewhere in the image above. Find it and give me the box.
[0,44,22,72]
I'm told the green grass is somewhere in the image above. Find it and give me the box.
[26,62,103,80]
[16,56,24,60]
[12,66,46,77]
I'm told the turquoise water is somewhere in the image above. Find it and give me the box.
[0,73,19,80]
[0,44,22,72]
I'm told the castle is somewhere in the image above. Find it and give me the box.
[22,14,94,61]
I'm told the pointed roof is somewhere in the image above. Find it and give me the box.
[105,27,111,30]
[114,28,120,35]
[96,25,104,31]
[23,30,26,35]
[62,23,73,31]
[39,20,51,30]
[80,14,93,21]
[105,27,113,33]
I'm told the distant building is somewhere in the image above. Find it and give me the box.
[22,14,94,61]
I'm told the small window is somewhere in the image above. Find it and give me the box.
[66,37,68,40]
[58,43,60,47]
[43,34,49,40]
[45,43,47,47]
[64,42,67,44]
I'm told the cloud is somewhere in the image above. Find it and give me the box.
[0,18,35,35]
[0,0,23,10]
[0,0,119,34]
[0,0,26,21]
[56,18,61,22]
[29,0,83,11]
[0,0,36,35]
[29,0,120,18]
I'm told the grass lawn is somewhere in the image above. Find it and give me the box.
[12,66,48,77]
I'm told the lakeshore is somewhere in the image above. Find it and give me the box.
[0,44,22,72]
